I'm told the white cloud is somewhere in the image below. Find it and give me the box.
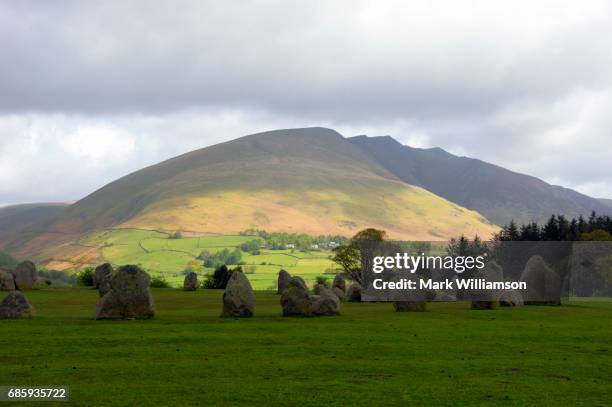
[61,125,135,164]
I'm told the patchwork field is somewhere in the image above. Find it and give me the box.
[1,289,610,406]
[77,229,339,289]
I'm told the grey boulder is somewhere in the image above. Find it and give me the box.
[0,269,16,291]
[94,265,155,319]
[183,271,198,291]
[221,270,255,317]
[93,263,113,289]
[312,287,340,316]
[0,291,34,319]
[346,282,362,302]
[277,269,291,294]
[13,261,37,291]
[520,256,562,305]
[332,274,346,292]
[499,289,524,307]
[281,276,313,316]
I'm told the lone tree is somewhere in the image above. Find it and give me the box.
[331,245,361,283]
[332,228,386,285]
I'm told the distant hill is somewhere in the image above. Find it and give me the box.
[0,128,497,261]
[0,203,69,237]
[599,198,612,210]
[348,135,610,225]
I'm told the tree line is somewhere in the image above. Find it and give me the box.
[495,211,612,242]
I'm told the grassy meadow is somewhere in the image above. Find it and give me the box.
[76,229,338,289]
[0,289,610,406]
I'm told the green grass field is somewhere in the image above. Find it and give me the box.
[1,289,610,406]
[77,229,338,289]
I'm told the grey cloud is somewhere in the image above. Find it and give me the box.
[1,0,612,204]
[1,1,611,120]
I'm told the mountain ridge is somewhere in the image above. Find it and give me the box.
[348,135,610,225]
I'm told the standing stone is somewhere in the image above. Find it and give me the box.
[499,289,524,307]
[346,282,362,302]
[13,261,37,291]
[280,276,313,316]
[332,274,346,292]
[277,269,291,294]
[93,263,113,289]
[393,301,427,312]
[313,282,327,295]
[470,260,502,310]
[434,291,457,302]
[520,256,562,305]
[391,273,427,311]
[98,273,112,298]
[333,287,347,301]
[221,270,255,317]
[183,271,198,291]
[94,265,155,319]
[0,291,34,319]
[312,287,340,316]
[291,276,308,291]
[0,269,16,291]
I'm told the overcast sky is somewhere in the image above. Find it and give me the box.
[1,0,612,206]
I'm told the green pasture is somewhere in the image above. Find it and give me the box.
[0,289,610,406]
[78,229,337,289]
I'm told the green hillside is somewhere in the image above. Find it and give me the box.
[72,228,339,289]
[54,128,497,237]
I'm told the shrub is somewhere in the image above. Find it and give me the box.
[201,265,240,289]
[169,231,183,239]
[239,239,262,252]
[150,276,170,288]
[316,276,329,287]
[0,250,18,269]
[203,248,242,268]
[196,250,211,261]
[183,260,203,275]
[76,267,95,287]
